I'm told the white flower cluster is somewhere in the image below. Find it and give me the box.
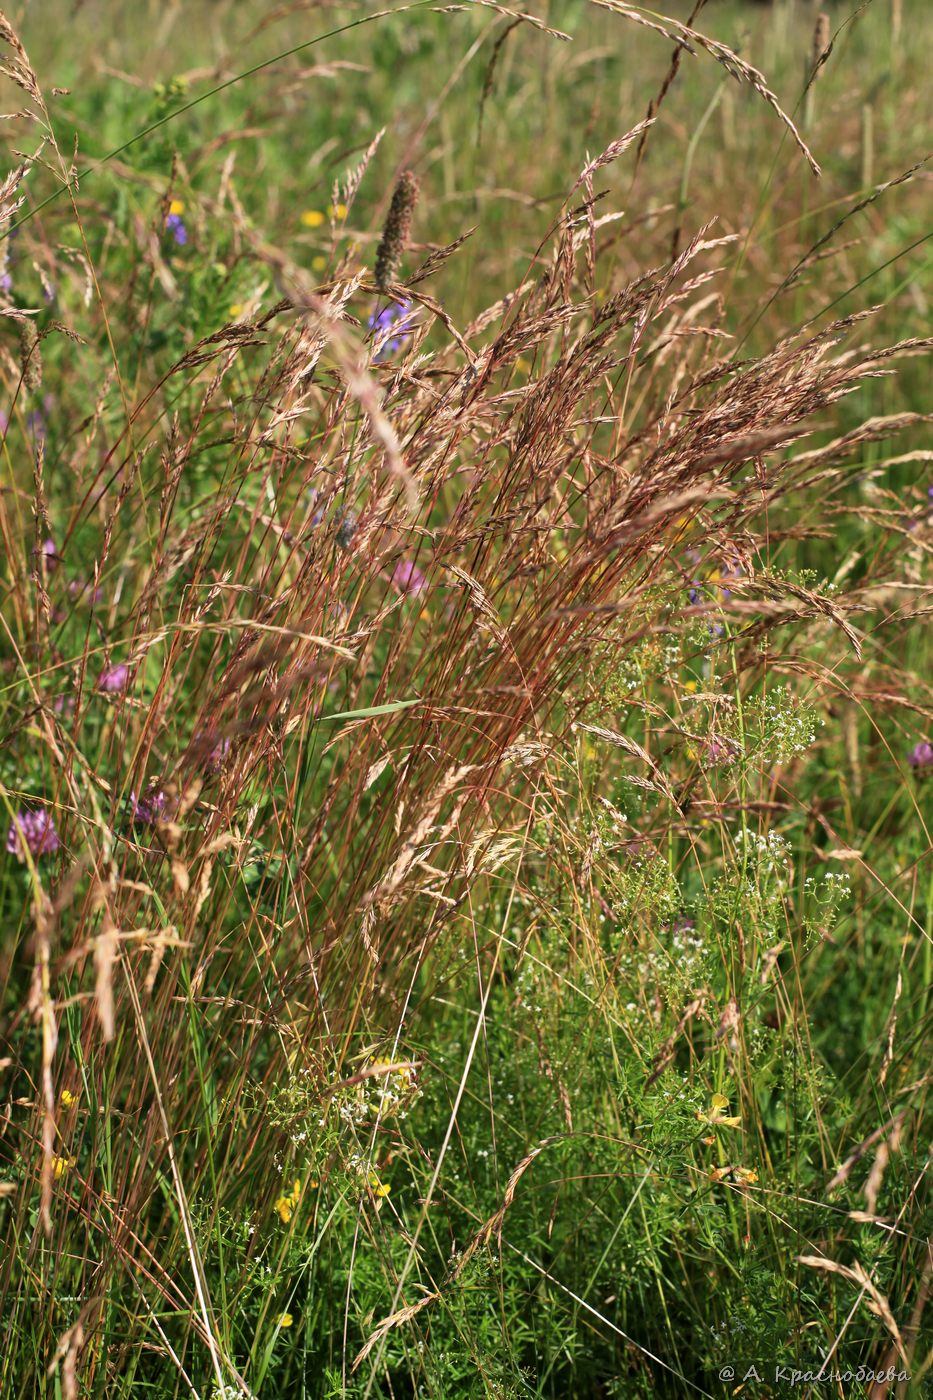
[338,1058,420,1125]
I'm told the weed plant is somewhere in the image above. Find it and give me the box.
[0,2,930,1396]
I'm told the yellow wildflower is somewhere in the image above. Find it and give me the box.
[276,1312,294,1329]
[60,1087,78,1107]
[698,1093,742,1129]
[683,680,698,694]
[367,1170,390,1198]
[328,202,348,220]
[168,198,185,216]
[311,255,327,273]
[300,209,325,228]
[52,1154,76,1178]
[228,303,244,319]
[274,1178,302,1223]
[710,1164,758,1186]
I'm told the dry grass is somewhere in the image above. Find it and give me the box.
[0,2,931,1397]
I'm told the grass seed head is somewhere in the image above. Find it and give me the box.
[374,168,419,292]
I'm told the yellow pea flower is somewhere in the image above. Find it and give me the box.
[300,209,325,228]
[276,1312,294,1329]
[168,199,185,216]
[60,1088,78,1107]
[228,303,244,319]
[367,1170,390,1198]
[327,202,348,220]
[698,1093,742,1129]
[274,1178,302,1223]
[710,1164,758,1186]
[52,1154,76,1178]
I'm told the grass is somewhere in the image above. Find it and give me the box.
[0,0,931,1396]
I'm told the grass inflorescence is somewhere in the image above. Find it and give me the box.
[0,1,930,1397]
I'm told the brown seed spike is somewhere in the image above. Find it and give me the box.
[812,12,831,74]
[18,318,41,394]
[374,169,419,293]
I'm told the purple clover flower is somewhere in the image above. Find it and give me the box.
[702,736,738,768]
[67,578,105,606]
[166,213,188,246]
[908,741,933,771]
[193,731,231,774]
[98,663,130,694]
[35,538,59,570]
[391,559,427,597]
[129,787,169,826]
[368,300,414,361]
[7,807,60,859]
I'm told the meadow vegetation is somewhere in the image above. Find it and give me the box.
[0,0,930,1395]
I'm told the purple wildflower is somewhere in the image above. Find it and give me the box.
[98,663,130,694]
[26,409,46,444]
[391,559,427,597]
[0,271,11,295]
[305,488,326,530]
[368,300,414,361]
[908,741,933,771]
[166,213,188,246]
[702,736,738,768]
[129,787,169,826]
[67,578,105,606]
[7,807,60,859]
[35,537,59,570]
[193,731,231,774]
